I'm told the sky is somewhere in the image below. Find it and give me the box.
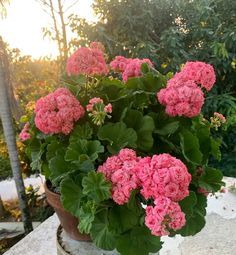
[0,0,95,59]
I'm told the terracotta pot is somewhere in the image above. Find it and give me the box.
[44,181,91,241]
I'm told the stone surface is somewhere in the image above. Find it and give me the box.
[4,214,59,255]
[180,214,236,255]
[4,177,236,255]
[0,222,40,240]
[59,229,119,255]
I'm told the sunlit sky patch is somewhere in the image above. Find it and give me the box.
[0,0,95,59]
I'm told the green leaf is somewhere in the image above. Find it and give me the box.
[109,204,140,234]
[194,125,211,164]
[123,110,155,151]
[98,122,137,154]
[126,77,143,91]
[29,141,46,171]
[46,140,65,161]
[179,212,206,236]
[78,201,97,234]
[180,129,203,164]
[155,121,179,136]
[178,193,207,236]
[179,191,197,216]
[69,123,93,142]
[82,171,111,203]
[132,92,150,109]
[77,159,95,173]
[49,153,71,184]
[116,226,162,255]
[198,167,224,192]
[140,62,150,74]
[41,162,51,179]
[90,210,116,250]
[141,72,166,92]
[60,176,83,217]
[97,77,125,101]
[210,137,222,161]
[127,189,143,215]
[65,139,104,164]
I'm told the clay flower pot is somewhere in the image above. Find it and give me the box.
[44,181,91,241]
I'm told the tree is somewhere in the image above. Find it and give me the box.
[69,0,179,63]
[0,37,33,233]
[37,0,79,70]
[0,0,9,18]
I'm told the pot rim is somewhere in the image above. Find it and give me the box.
[44,180,60,197]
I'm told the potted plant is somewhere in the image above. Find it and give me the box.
[19,42,225,255]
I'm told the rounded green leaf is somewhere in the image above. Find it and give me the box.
[90,210,117,250]
[82,171,111,203]
[60,176,83,217]
[98,122,137,154]
[116,226,162,255]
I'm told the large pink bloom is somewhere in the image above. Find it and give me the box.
[136,153,191,202]
[98,148,140,205]
[35,88,84,135]
[157,79,205,117]
[66,45,108,76]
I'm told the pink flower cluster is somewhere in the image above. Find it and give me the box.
[137,153,191,201]
[145,196,186,236]
[19,123,31,141]
[178,61,216,91]
[157,61,216,118]
[35,88,85,135]
[158,80,205,117]
[99,149,191,236]
[214,112,226,123]
[86,97,112,114]
[210,112,226,130]
[66,44,108,76]
[110,56,153,81]
[98,149,140,205]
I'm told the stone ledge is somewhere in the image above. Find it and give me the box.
[4,177,236,255]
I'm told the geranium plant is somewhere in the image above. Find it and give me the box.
[20,42,225,255]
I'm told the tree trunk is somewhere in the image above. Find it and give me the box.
[0,37,33,234]
[0,195,6,218]
[58,0,68,61]
[1,40,22,120]
[48,0,63,61]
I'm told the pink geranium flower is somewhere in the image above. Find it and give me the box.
[145,196,186,236]
[110,57,153,81]
[66,45,108,76]
[157,79,205,118]
[35,88,84,135]
[19,123,31,141]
